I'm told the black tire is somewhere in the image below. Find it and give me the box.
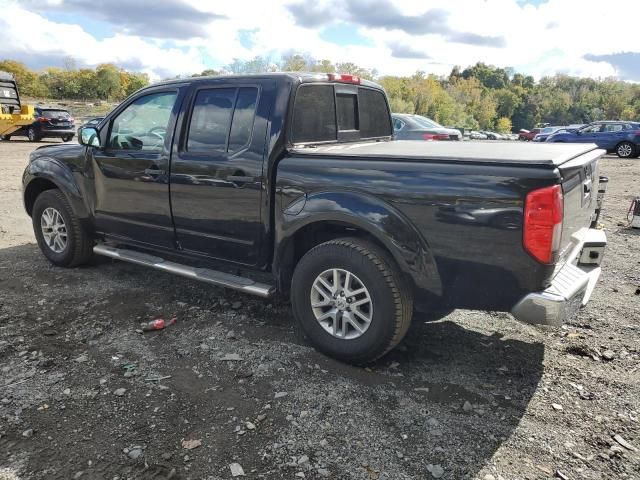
[62,135,73,142]
[32,189,93,267]
[1,135,10,141]
[616,141,636,158]
[27,127,39,142]
[291,237,413,364]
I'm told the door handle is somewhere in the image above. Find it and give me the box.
[226,175,255,183]
[144,168,165,176]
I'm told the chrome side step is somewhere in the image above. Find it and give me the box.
[93,244,275,298]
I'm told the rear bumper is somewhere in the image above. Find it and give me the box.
[511,228,606,326]
[41,129,75,136]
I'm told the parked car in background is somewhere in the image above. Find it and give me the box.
[480,131,504,140]
[392,114,462,141]
[77,116,104,137]
[3,107,75,142]
[469,131,488,140]
[533,126,563,142]
[546,121,640,158]
[519,128,541,141]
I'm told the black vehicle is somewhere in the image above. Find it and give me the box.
[8,107,75,142]
[22,72,607,364]
[77,116,104,137]
[392,113,462,140]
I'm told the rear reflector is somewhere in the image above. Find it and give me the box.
[523,184,563,264]
[328,73,360,84]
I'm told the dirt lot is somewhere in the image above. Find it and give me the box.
[1,139,639,480]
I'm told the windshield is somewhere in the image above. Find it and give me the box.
[412,115,442,128]
[541,127,558,134]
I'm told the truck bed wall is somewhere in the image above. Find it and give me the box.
[276,155,561,310]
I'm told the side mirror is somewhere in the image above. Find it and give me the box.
[79,127,101,147]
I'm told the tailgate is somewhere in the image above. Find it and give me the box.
[556,148,605,268]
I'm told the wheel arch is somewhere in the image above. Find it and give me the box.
[23,158,88,218]
[274,190,442,298]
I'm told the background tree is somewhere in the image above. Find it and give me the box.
[1,57,638,129]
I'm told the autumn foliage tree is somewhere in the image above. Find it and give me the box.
[2,57,639,131]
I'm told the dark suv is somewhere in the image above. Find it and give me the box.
[5,107,75,142]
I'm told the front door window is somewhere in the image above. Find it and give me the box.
[108,91,178,152]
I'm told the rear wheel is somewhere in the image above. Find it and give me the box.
[62,135,73,142]
[291,237,413,364]
[32,189,93,267]
[1,135,10,141]
[27,127,39,142]
[616,141,635,158]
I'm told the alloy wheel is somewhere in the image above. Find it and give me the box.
[618,143,633,158]
[40,207,68,253]
[310,268,373,339]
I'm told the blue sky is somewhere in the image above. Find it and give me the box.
[1,0,638,81]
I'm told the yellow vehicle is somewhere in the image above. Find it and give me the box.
[0,71,36,140]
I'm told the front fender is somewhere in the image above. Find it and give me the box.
[277,190,442,296]
[23,157,88,218]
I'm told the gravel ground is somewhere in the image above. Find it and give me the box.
[1,138,639,480]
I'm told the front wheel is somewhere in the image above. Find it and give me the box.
[1,135,10,141]
[291,237,413,364]
[616,141,636,158]
[62,135,73,142]
[32,189,93,267]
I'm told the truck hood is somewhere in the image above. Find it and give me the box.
[31,143,84,162]
[291,140,603,168]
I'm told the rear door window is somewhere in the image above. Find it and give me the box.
[603,123,623,132]
[187,88,236,153]
[186,86,259,154]
[228,87,259,153]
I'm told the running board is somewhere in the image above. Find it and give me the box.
[93,244,275,298]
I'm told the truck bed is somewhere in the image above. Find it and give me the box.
[291,140,601,167]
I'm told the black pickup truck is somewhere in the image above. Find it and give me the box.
[22,73,607,363]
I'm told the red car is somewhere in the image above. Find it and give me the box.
[518,128,541,141]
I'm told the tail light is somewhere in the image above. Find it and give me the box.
[523,184,563,264]
[38,117,50,123]
[422,133,449,141]
[328,73,360,84]
[69,117,75,123]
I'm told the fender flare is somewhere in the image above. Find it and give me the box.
[276,190,442,296]
[23,157,88,218]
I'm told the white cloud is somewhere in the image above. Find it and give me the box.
[0,0,638,81]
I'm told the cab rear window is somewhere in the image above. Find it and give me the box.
[291,84,391,144]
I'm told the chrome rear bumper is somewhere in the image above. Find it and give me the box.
[511,229,606,326]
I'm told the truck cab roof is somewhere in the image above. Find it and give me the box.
[149,72,383,90]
